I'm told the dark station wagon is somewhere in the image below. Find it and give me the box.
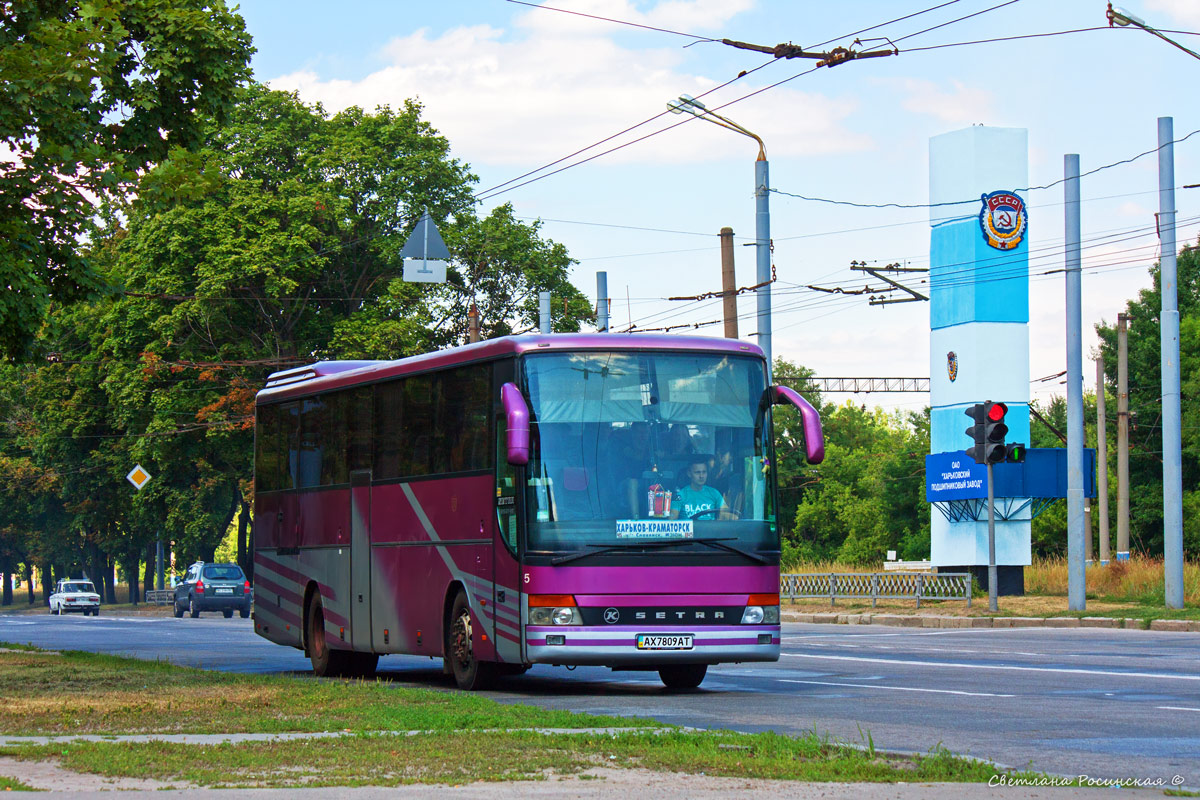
[173,562,252,619]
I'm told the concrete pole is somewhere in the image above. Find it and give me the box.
[1096,356,1111,565]
[1117,312,1130,561]
[1064,154,1086,611]
[755,157,772,381]
[720,227,739,339]
[1158,117,1184,609]
[539,291,551,334]
[596,272,609,333]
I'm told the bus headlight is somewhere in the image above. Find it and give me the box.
[551,607,580,625]
[528,607,581,626]
[741,606,764,624]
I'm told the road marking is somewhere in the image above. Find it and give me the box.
[1157,706,1200,713]
[779,678,1014,697]
[783,653,1200,681]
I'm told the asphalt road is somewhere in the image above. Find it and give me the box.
[1,612,1197,789]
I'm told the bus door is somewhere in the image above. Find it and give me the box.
[347,387,374,650]
[349,469,372,649]
[492,359,524,664]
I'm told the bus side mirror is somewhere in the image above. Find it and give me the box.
[771,385,825,464]
[501,382,530,466]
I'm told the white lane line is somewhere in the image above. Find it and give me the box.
[1157,706,1200,713]
[780,678,1014,698]
[782,653,1200,681]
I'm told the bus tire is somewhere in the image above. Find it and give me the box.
[446,591,493,691]
[306,591,348,678]
[659,664,707,690]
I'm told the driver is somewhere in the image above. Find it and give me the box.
[671,456,729,520]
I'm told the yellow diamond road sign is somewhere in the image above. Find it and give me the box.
[126,464,151,491]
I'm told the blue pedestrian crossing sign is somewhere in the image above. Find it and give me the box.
[401,210,450,284]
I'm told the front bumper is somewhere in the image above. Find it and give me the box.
[525,625,780,666]
[56,602,99,614]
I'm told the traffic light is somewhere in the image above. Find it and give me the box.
[965,401,1009,465]
[1004,442,1026,463]
[964,404,987,464]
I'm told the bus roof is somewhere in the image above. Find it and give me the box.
[256,334,765,405]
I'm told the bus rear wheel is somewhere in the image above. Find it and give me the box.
[446,591,492,691]
[659,664,707,689]
[306,591,349,678]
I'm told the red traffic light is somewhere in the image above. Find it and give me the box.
[987,402,1008,421]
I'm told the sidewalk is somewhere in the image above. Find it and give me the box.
[783,610,1200,631]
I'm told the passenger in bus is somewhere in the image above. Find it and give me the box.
[603,422,655,516]
[671,456,730,520]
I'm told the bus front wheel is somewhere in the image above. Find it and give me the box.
[446,591,492,691]
[659,664,707,690]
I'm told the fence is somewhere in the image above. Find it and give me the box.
[780,572,972,609]
[144,589,174,606]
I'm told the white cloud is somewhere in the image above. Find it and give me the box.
[1145,0,1200,27]
[879,78,995,126]
[266,2,870,166]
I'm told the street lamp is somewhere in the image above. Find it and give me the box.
[668,94,773,378]
[1107,3,1200,61]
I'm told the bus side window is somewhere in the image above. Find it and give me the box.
[322,392,348,486]
[401,375,435,477]
[374,380,403,480]
[282,401,301,490]
[255,404,282,492]
[443,364,492,473]
[347,387,372,474]
[297,397,324,489]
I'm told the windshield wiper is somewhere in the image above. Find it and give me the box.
[550,540,683,566]
[550,537,771,566]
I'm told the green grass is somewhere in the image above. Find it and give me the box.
[0,731,1015,789]
[0,648,638,736]
[0,646,1039,788]
[0,774,40,791]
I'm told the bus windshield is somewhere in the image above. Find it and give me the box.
[522,351,775,557]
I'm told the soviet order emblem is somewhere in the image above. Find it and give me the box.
[979,190,1027,250]
[603,608,620,624]
[947,351,958,382]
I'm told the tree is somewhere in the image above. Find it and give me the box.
[1095,237,1200,557]
[0,0,253,358]
[88,85,592,560]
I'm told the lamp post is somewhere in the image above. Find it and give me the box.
[1107,4,1200,61]
[1105,5,1186,608]
[668,94,773,379]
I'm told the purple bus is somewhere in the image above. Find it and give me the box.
[252,334,823,689]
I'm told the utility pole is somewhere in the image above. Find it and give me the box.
[1064,154,1085,611]
[1158,117,1184,609]
[1117,312,1130,561]
[467,304,481,343]
[596,272,609,332]
[1096,356,1111,565]
[720,227,738,339]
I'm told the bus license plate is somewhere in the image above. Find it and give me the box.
[636,634,693,651]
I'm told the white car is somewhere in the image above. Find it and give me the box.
[49,579,101,616]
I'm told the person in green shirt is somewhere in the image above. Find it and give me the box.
[671,456,730,520]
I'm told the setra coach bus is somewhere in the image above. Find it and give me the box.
[252,334,823,689]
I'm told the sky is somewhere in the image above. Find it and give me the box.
[234,0,1199,412]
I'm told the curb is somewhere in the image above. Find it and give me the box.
[782,611,1200,631]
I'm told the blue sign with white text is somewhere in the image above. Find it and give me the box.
[926,449,1096,502]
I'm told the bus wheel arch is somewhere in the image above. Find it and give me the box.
[443,585,492,690]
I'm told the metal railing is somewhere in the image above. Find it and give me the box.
[144,589,174,606]
[781,572,972,609]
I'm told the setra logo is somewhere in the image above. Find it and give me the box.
[979,190,1028,251]
[603,608,620,624]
